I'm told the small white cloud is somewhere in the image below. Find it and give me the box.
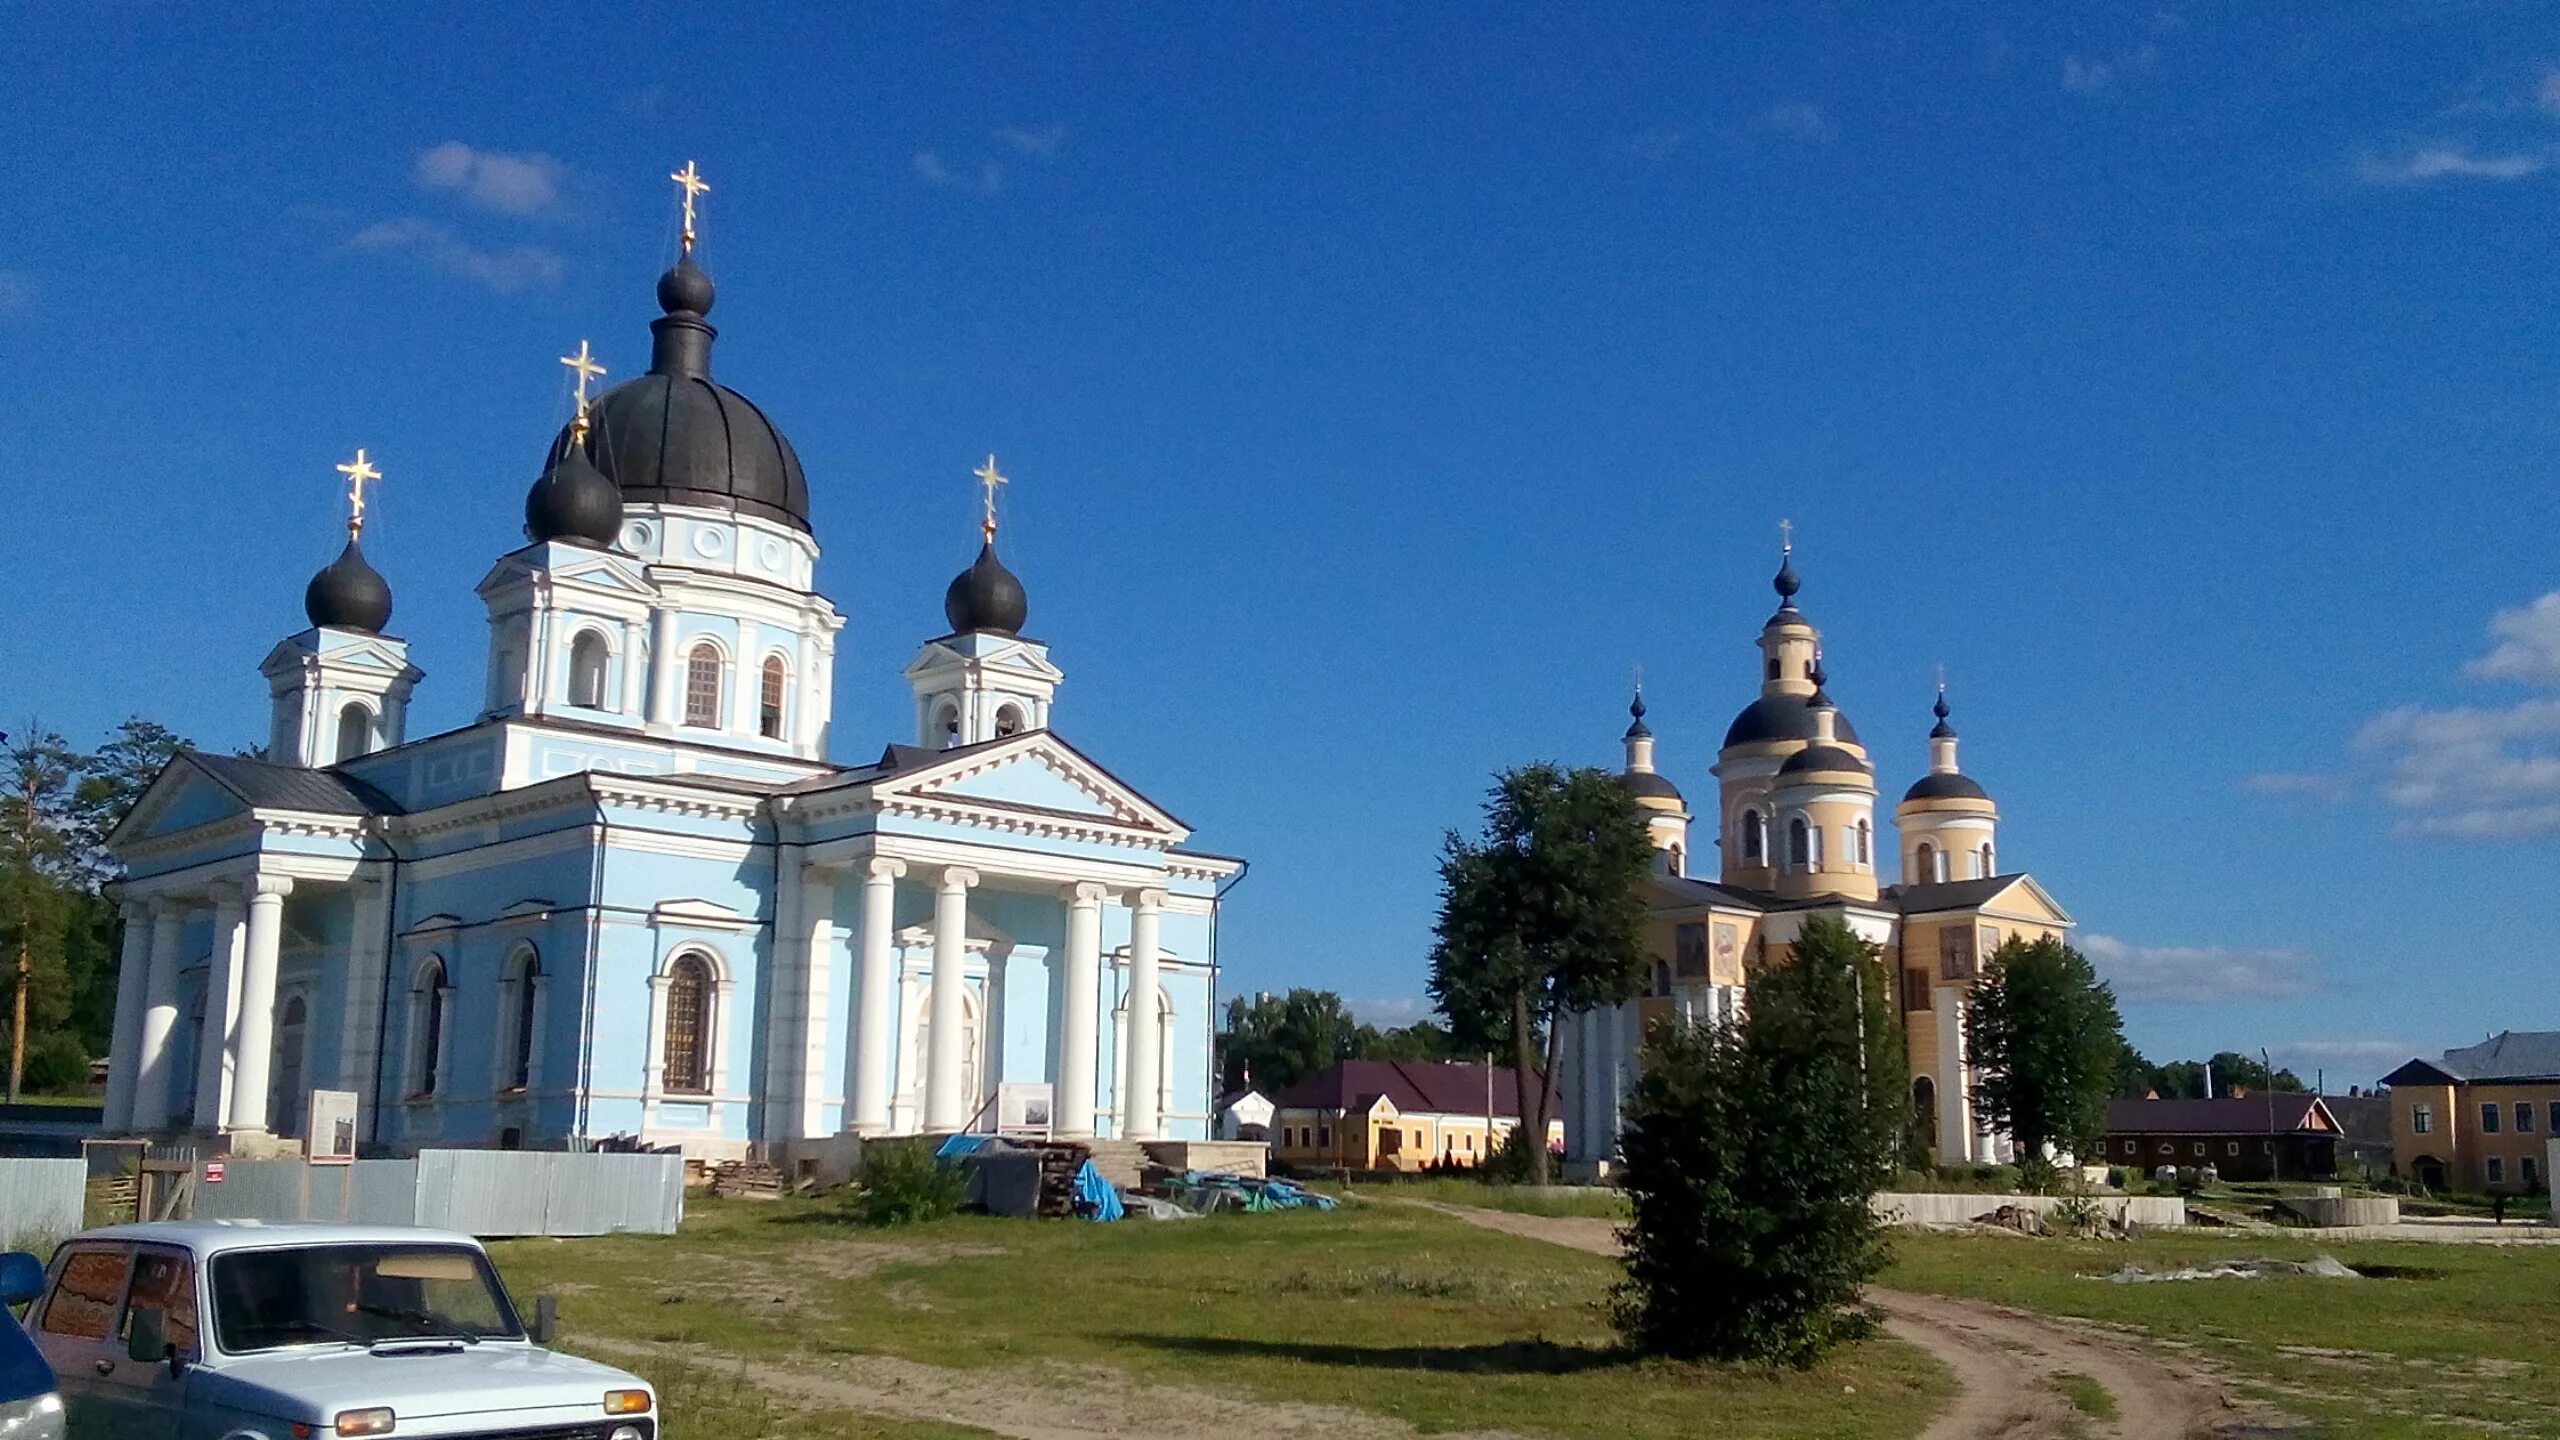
[2466,592,2560,686]
[2062,55,2113,93]
[2084,933,2320,1006]
[1350,996,1437,1028]
[2265,1039,2424,1087]
[414,141,566,216]
[350,218,563,293]
[1758,102,1835,143]
[913,150,1003,195]
[2359,145,2548,185]
[993,125,1065,157]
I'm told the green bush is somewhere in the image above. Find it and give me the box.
[2016,1156,2063,1196]
[1478,1124,1540,1183]
[843,1139,967,1227]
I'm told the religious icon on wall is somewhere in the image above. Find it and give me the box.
[1674,922,1709,979]
[1979,925,2002,960]
[1937,926,1976,982]
[1711,922,1742,985]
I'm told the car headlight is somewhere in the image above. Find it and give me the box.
[0,1392,64,1440]
[333,1407,396,1437]
[604,1389,652,1415]
[609,1428,643,1440]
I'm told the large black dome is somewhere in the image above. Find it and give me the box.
[1779,743,1869,777]
[944,541,1029,635]
[1723,694,1863,748]
[551,259,811,533]
[1903,772,1991,803]
[305,538,393,633]
[1619,769,1684,803]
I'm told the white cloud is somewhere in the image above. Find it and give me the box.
[350,218,563,293]
[2359,145,2548,185]
[2265,1039,2424,1087]
[2466,591,2560,685]
[1759,103,1835,143]
[2062,55,2113,93]
[414,141,566,216]
[1349,996,1437,1028]
[993,125,1065,157]
[912,150,1003,195]
[2083,933,2320,1005]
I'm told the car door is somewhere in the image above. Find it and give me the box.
[28,1244,132,1440]
[90,1247,194,1440]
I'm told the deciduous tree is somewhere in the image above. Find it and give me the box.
[1964,936,2126,1165]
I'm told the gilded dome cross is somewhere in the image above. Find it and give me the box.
[560,339,607,441]
[974,453,1009,542]
[336,448,382,539]
[670,160,710,256]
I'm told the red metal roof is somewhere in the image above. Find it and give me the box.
[1275,1060,1555,1119]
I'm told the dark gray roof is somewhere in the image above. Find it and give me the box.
[1883,875,2021,914]
[1902,772,1990,803]
[1723,694,1863,749]
[188,752,404,816]
[1778,743,1869,777]
[2384,1031,2560,1086]
[1618,769,1684,802]
[2104,1094,2331,1137]
[1651,874,1770,912]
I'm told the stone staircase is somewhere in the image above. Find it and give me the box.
[1080,1139,1150,1190]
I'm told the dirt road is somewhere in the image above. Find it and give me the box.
[1424,1203,2276,1440]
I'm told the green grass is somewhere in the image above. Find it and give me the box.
[1330,1175,1634,1219]
[1886,1230,2560,1438]
[615,1352,999,1439]
[492,1196,1946,1440]
[2048,1371,2114,1419]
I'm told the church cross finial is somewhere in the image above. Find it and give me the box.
[973,453,1009,542]
[1779,516,1794,554]
[560,340,607,441]
[336,447,382,540]
[670,160,710,257]
[1934,661,1947,696]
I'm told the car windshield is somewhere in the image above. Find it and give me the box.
[208,1244,523,1353]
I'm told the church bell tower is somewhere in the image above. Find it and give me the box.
[261,449,422,767]
[906,456,1063,747]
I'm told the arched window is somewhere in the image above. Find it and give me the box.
[994,703,1025,738]
[1765,656,1780,681]
[1912,1076,1939,1152]
[506,949,540,1092]
[271,994,307,1137]
[683,644,723,728]
[759,656,787,739]
[569,631,611,709]
[410,959,449,1098]
[1977,843,1995,878]
[1914,842,1936,883]
[1668,843,1684,877]
[336,703,372,761]
[663,955,713,1094]
[1787,817,1810,866]
[1741,809,1764,862]
[1855,819,1872,866]
[935,701,961,748]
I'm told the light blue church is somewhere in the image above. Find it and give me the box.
[97,206,1242,1162]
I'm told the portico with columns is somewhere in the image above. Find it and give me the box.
[97,165,1241,1159]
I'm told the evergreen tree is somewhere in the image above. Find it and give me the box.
[1429,763,1653,1184]
[67,717,188,886]
[1611,916,1900,1366]
[1963,936,2126,1165]
[1,725,87,1099]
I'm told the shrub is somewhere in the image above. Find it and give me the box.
[1478,1124,1540,1184]
[844,1139,967,1226]
[2016,1156,2063,1195]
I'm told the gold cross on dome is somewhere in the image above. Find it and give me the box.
[560,340,607,439]
[973,453,1009,541]
[670,160,710,255]
[336,448,382,539]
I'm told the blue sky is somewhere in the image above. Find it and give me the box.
[4,6,2557,1087]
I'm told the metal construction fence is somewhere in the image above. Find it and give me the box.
[0,1159,91,1249]
[185,1151,684,1237]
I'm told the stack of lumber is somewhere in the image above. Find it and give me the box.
[706,1159,784,1200]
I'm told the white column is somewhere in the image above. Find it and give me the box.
[763,857,808,1136]
[648,607,680,725]
[526,585,554,714]
[640,972,671,1128]
[226,877,293,1137]
[1121,889,1164,1140]
[1934,989,1973,1164]
[846,857,905,1134]
[923,867,977,1132]
[731,620,761,737]
[797,869,836,1138]
[193,885,247,1133]
[100,901,154,1132]
[619,618,647,716]
[793,631,820,755]
[131,901,186,1132]
[1056,883,1105,1138]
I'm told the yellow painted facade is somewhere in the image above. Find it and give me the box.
[1267,1095,1561,1172]
[2387,1076,2560,1193]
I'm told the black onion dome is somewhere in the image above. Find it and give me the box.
[1774,552,1800,604]
[1619,769,1685,803]
[304,538,393,633]
[944,541,1029,635]
[552,259,811,533]
[1930,691,1958,739]
[1723,695,1863,748]
[1779,743,1870,777]
[1903,771,1991,803]
[524,442,624,546]
[1624,690,1652,739]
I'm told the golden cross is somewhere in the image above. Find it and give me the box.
[560,340,607,440]
[336,448,382,539]
[973,453,1009,541]
[1778,516,1793,554]
[670,160,710,256]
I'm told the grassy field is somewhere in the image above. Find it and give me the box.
[1327,1176,1634,1219]
[489,1196,1946,1440]
[1886,1229,2560,1439]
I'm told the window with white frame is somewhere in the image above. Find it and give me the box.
[994,703,1025,738]
[569,631,611,709]
[504,947,540,1092]
[1977,843,1995,877]
[1741,810,1765,862]
[1787,817,1810,867]
[1914,841,1935,882]
[663,954,714,1094]
[2517,1102,2535,1133]
[1855,819,1871,866]
[2412,1104,2433,1135]
[2482,1102,2502,1134]
[683,644,723,728]
[2487,1155,2505,1185]
[759,656,787,739]
[335,702,372,760]
[409,958,449,1098]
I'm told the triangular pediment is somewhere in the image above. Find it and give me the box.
[474,547,658,603]
[884,733,1186,838]
[549,554,658,597]
[1989,875,2073,927]
[110,757,250,847]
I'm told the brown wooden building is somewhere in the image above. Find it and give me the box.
[2100,1093,2341,1181]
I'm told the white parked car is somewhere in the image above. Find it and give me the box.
[24,1221,654,1440]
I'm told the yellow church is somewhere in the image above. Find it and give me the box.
[1558,543,2074,1173]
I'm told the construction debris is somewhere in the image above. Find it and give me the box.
[2099,1254,2358,1284]
[924,1136,1319,1222]
[707,1160,785,1201]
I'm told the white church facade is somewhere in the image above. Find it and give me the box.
[95,189,1241,1161]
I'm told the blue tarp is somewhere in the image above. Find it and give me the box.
[934,1134,994,1161]
[1074,1160,1124,1222]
